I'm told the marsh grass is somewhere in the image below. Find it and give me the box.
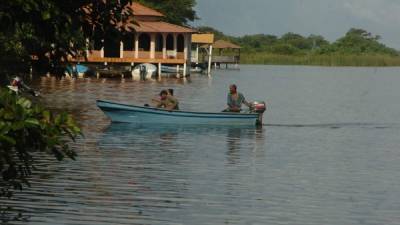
[240,53,400,66]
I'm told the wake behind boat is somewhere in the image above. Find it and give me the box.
[97,100,266,126]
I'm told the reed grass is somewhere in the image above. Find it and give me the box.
[240,52,400,66]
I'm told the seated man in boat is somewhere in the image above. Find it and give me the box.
[154,89,179,110]
[224,84,251,112]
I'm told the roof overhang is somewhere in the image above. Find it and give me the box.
[132,21,196,33]
[192,33,215,44]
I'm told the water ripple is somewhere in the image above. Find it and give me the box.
[3,68,400,225]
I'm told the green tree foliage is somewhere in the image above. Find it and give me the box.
[280,32,312,50]
[331,28,398,55]
[0,88,81,199]
[0,0,134,73]
[198,26,398,57]
[270,44,299,55]
[137,0,197,25]
[239,34,278,52]
[307,35,330,49]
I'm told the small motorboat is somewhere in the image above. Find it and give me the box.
[132,63,157,79]
[161,65,203,74]
[65,64,89,77]
[97,100,266,126]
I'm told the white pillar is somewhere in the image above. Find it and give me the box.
[162,34,167,59]
[120,41,123,58]
[100,39,104,58]
[207,45,213,75]
[173,33,178,58]
[184,35,188,60]
[183,63,187,77]
[196,44,199,64]
[158,63,161,77]
[85,38,90,57]
[186,35,192,75]
[150,33,156,59]
[134,33,139,58]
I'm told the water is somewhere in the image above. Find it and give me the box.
[3,65,400,225]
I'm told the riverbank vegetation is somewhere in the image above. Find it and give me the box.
[0,88,81,197]
[198,27,400,66]
[0,1,133,211]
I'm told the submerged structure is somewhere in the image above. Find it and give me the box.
[71,2,196,76]
[200,40,241,69]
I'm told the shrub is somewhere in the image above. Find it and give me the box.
[0,88,81,199]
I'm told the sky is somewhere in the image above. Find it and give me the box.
[193,0,400,49]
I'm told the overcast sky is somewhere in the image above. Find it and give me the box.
[193,0,400,49]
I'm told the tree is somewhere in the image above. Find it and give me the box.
[137,0,197,25]
[239,34,278,51]
[333,28,398,55]
[307,35,330,50]
[280,32,311,50]
[0,0,134,74]
[0,88,81,200]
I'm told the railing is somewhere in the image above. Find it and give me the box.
[123,51,135,58]
[85,50,186,61]
[155,51,163,59]
[138,51,150,59]
[88,50,102,58]
[212,55,240,63]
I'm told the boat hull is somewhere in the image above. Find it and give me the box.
[97,100,259,125]
[131,63,157,79]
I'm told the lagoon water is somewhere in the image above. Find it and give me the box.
[3,65,400,224]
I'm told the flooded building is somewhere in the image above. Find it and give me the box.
[73,2,196,76]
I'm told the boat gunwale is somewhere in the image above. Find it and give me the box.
[97,100,259,117]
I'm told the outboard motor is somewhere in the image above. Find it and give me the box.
[250,101,267,126]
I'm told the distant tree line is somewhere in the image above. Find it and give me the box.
[197,27,399,57]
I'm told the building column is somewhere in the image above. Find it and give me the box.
[120,41,124,58]
[183,34,188,60]
[162,33,167,59]
[195,44,199,64]
[158,63,161,77]
[207,45,213,75]
[85,38,90,57]
[150,33,156,59]
[134,33,139,58]
[187,35,192,75]
[100,39,104,58]
[173,33,178,58]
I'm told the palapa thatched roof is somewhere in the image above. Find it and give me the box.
[201,40,241,49]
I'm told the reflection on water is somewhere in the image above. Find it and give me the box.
[100,123,264,158]
[226,127,264,165]
[4,65,400,225]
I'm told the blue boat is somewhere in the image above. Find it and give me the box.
[97,100,264,126]
[65,64,89,77]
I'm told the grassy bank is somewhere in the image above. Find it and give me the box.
[240,52,400,66]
